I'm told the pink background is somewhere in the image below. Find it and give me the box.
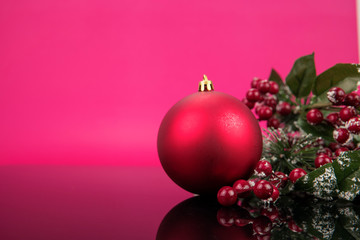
[0,0,358,166]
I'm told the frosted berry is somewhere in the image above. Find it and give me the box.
[217,186,237,206]
[269,81,279,94]
[317,148,332,158]
[289,168,307,183]
[264,95,277,110]
[255,160,273,177]
[268,186,279,202]
[346,117,360,134]
[344,92,360,107]
[269,171,288,188]
[333,128,351,144]
[314,154,332,168]
[267,117,280,129]
[246,88,261,102]
[252,216,273,236]
[258,106,273,120]
[306,109,323,125]
[344,141,356,150]
[326,112,340,127]
[251,77,262,88]
[253,180,273,199]
[339,106,357,122]
[276,101,291,116]
[242,98,255,109]
[327,87,345,104]
[233,180,252,198]
[335,147,349,157]
[257,79,270,93]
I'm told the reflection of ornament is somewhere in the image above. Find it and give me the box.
[157,75,263,194]
[156,197,255,240]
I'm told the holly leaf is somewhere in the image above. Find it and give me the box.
[333,151,360,183]
[296,117,334,142]
[269,68,284,86]
[285,53,316,98]
[333,151,360,201]
[313,64,360,97]
[294,164,338,200]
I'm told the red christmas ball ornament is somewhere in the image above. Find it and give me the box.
[157,75,263,194]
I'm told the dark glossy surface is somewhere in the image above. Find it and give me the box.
[0,165,191,239]
[1,165,360,240]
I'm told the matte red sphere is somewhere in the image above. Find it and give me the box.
[158,91,263,195]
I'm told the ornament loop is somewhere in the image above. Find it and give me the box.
[198,74,214,92]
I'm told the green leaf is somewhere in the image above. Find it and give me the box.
[285,53,316,98]
[333,151,360,183]
[296,117,334,142]
[337,170,360,201]
[269,68,284,86]
[295,164,338,200]
[338,206,360,239]
[313,64,360,97]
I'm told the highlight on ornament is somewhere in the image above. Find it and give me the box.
[157,53,360,206]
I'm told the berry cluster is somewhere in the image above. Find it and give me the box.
[243,78,291,128]
[217,160,308,206]
[305,87,360,160]
[217,202,303,238]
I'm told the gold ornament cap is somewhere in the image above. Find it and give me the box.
[198,75,214,92]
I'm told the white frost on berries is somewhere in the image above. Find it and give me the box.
[312,211,335,239]
[254,170,266,178]
[249,180,256,187]
[327,89,337,104]
[311,166,337,200]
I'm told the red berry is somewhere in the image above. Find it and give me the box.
[269,171,288,188]
[329,142,341,151]
[217,208,236,227]
[257,80,270,93]
[251,77,262,88]
[258,106,273,120]
[317,148,332,158]
[326,112,340,127]
[276,101,291,116]
[246,88,261,102]
[289,168,307,183]
[314,154,332,168]
[346,117,360,134]
[306,109,323,125]
[264,95,277,110]
[255,160,273,177]
[333,128,351,144]
[242,98,255,109]
[335,147,349,157]
[233,180,252,198]
[339,106,357,122]
[267,117,280,129]
[253,216,273,236]
[327,87,345,104]
[344,92,360,107]
[217,186,237,206]
[253,180,273,199]
[268,186,279,202]
[269,81,279,94]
